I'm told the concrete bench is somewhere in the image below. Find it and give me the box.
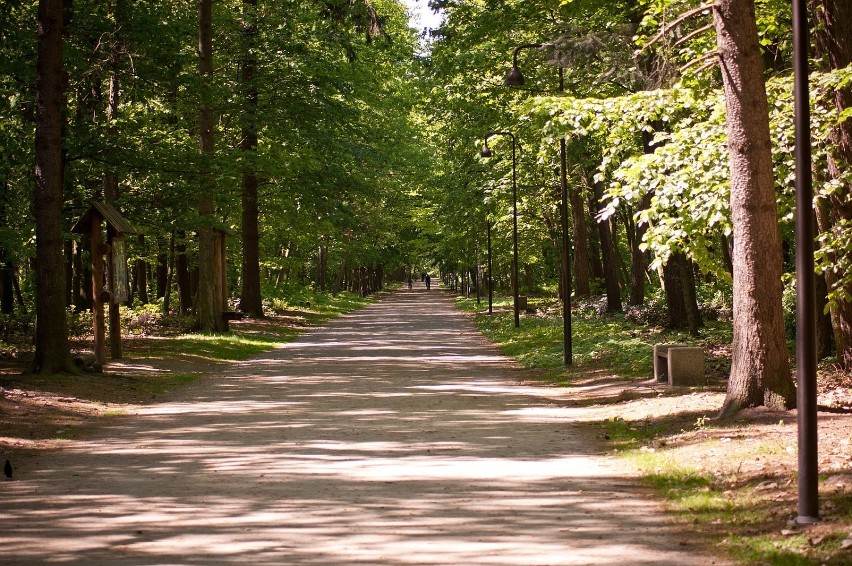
[653,344,705,386]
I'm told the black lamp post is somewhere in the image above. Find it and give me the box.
[487,219,493,313]
[480,132,520,328]
[507,43,572,365]
[792,0,819,526]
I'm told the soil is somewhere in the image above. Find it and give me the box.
[1,285,850,564]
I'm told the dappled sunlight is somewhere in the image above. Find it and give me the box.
[2,290,718,565]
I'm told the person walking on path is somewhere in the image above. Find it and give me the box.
[425,273,431,290]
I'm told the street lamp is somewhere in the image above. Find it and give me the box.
[505,43,543,87]
[507,42,573,365]
[792,0,819,526]
[480,132,520,328]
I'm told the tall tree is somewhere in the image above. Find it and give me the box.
[196,0,224,332]
[32,0,73,374]
[239,0,263,317]
[714,0,795,416]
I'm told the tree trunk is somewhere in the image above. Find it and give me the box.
[156,237,168,299]
[239,0,263,317]
[814,0,852,368]
[103,68,123,358]
[815,270,835,359]
[663,251,703,335]
[32,0,72,374]
[0,250,13,315]
[586,193,605,283]
[72,240,89,310]
[714,0,795,416]
[196,0,223,332]
[570,182,591,297]
[13,266,27,313]
[176,231,192,315]
[627,196,652,306]
[135,235,149,304]
[164,232,175,315]
[0,178,12,314]
[592,183,622,312]
[317,245,328,292]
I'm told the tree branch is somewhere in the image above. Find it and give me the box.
[638,3,716,53]
[673,23,715,48]
[679,50,719,73]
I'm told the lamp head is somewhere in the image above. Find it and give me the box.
[505,66,525,87]
[480,143,493,158]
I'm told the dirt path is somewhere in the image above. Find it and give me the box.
[2,285,726,565]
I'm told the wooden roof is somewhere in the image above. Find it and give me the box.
[71,200,136,235]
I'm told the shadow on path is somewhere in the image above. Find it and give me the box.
[1,286,724,565]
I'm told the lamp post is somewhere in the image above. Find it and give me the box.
[480,132,520,328]
[507,43,572,365]
[792,0,819,526]
[487,219,493,314]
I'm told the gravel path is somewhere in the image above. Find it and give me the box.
[2,285,724,565]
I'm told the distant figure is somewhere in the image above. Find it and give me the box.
[408,276,413,290]
[421,272,426,282]
[4,459,12,479]
[425,274,431,290]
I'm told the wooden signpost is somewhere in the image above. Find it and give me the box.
[72,201,135,366]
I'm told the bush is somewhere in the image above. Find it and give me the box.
[0,310,35,343]
[119,302,193,335]
[67,307,93,338]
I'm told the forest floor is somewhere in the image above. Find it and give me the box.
[0,285,850,564]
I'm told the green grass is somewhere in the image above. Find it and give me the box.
[137,291,374,363]
[141,334,287,362]
[456,295,729,380]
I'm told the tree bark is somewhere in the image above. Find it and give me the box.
[164,232,175,315]
[714,0,795,416]
[814,0,852,368]
[592,183,622,312]
[104,69,122,358]
[196,0,223,331]
[0,178,12,314]
[627,196,652,306]
[570,181,591,297]
[32,0,72,374]
[135,235,149,304]
[239,0,263,317]
[663,251,702,335]
[175,230,192,315]
[156,237,168,299]
[0,250,13,315]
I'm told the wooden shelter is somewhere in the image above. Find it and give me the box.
[71,201,136,365]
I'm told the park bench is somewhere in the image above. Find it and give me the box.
[653,344,705,386]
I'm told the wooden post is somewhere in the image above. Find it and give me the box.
[107,227,122,359]
[90,210,106,365]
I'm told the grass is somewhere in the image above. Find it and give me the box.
[139,334,289,362]
[455,294,729,381]
[131,291,375,363]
